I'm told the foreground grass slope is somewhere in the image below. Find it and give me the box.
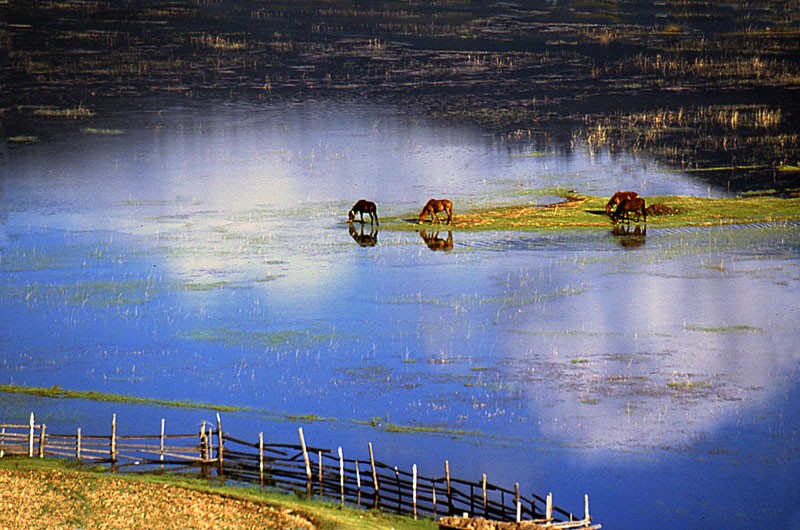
[0,457,436,530]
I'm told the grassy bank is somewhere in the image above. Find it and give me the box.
[0,457,436,530]
[387,193,800,231]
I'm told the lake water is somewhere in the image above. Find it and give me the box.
[2,99,799,529]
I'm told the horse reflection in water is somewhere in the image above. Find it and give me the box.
[349,223,379,247]
[612,224,646,248]
[419,229,453,251]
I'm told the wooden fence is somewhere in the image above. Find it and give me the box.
[0,413,598,528]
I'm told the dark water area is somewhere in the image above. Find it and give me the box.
[2,101,799,529]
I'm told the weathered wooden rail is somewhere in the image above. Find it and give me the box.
[0,413,598,528]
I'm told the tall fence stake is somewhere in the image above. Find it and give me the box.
[546,492,553,522]
[76,428,82,460]
[110,414,117,464]
[432,481,438,519]
[412,464,418,519]
[445,460,452,515]
[482,473,488,516]
[369,442,379,499]
[216,413,224,474]
[355,459,362,508]
[585,494,591,523]
[259,432,265,490]
[160,419,166,468]
[299,427,312,489]
[28,413,35,458]
[38,424,46,458]
[515,483,521,523]
[338,447,345,506]
[318,450,324,497]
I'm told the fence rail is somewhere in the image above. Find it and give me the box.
[0,413,598,529]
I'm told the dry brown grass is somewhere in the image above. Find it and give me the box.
[0,468,316,530]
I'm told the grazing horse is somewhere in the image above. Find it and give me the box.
[606,191,640,216]
[418,198,453,225]
[348,199,379,225]
[419,229,453,251]
[611,197,647,224]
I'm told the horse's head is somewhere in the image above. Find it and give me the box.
[348,210,356,223]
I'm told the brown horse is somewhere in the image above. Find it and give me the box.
[611,197,647,224]
[606,191,639,216]
[348,199,379,225]
[418,198,452,225]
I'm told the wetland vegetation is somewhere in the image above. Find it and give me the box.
[5,0,800,194]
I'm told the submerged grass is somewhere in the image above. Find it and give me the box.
[0,384,249,413]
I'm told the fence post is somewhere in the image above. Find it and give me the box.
[77,428,82,460]
[515,483,521,523]
[369,442,379,505]
[482,473,487,516]
[199,421,208,477]
[355,460,362,508]
[1,426,6,458]
[216,413,224,472]
[432,480,437,519]
[338,447,345,507]
[110,414,117,465]
[160,419,165,468]
[445,460,452,515]
[394,466,401,513]
[546,492,553,522]
[585,494,591,523]
[259,433,265,490]
[208,424,214,461]
[318,450,323,497]
[412,464,418,519]
[38,424,46,458]
[299,427,312,492]
[28,413,35,458]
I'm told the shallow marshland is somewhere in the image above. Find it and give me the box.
[2,101,800,530]
[3,2,800,529]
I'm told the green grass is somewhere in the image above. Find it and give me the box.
[383,423,479,437]
[668,380,712,391]
[7,135,40,143]
[81,127,124,135]
[33,106,95,118]
[379,192,800,231]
